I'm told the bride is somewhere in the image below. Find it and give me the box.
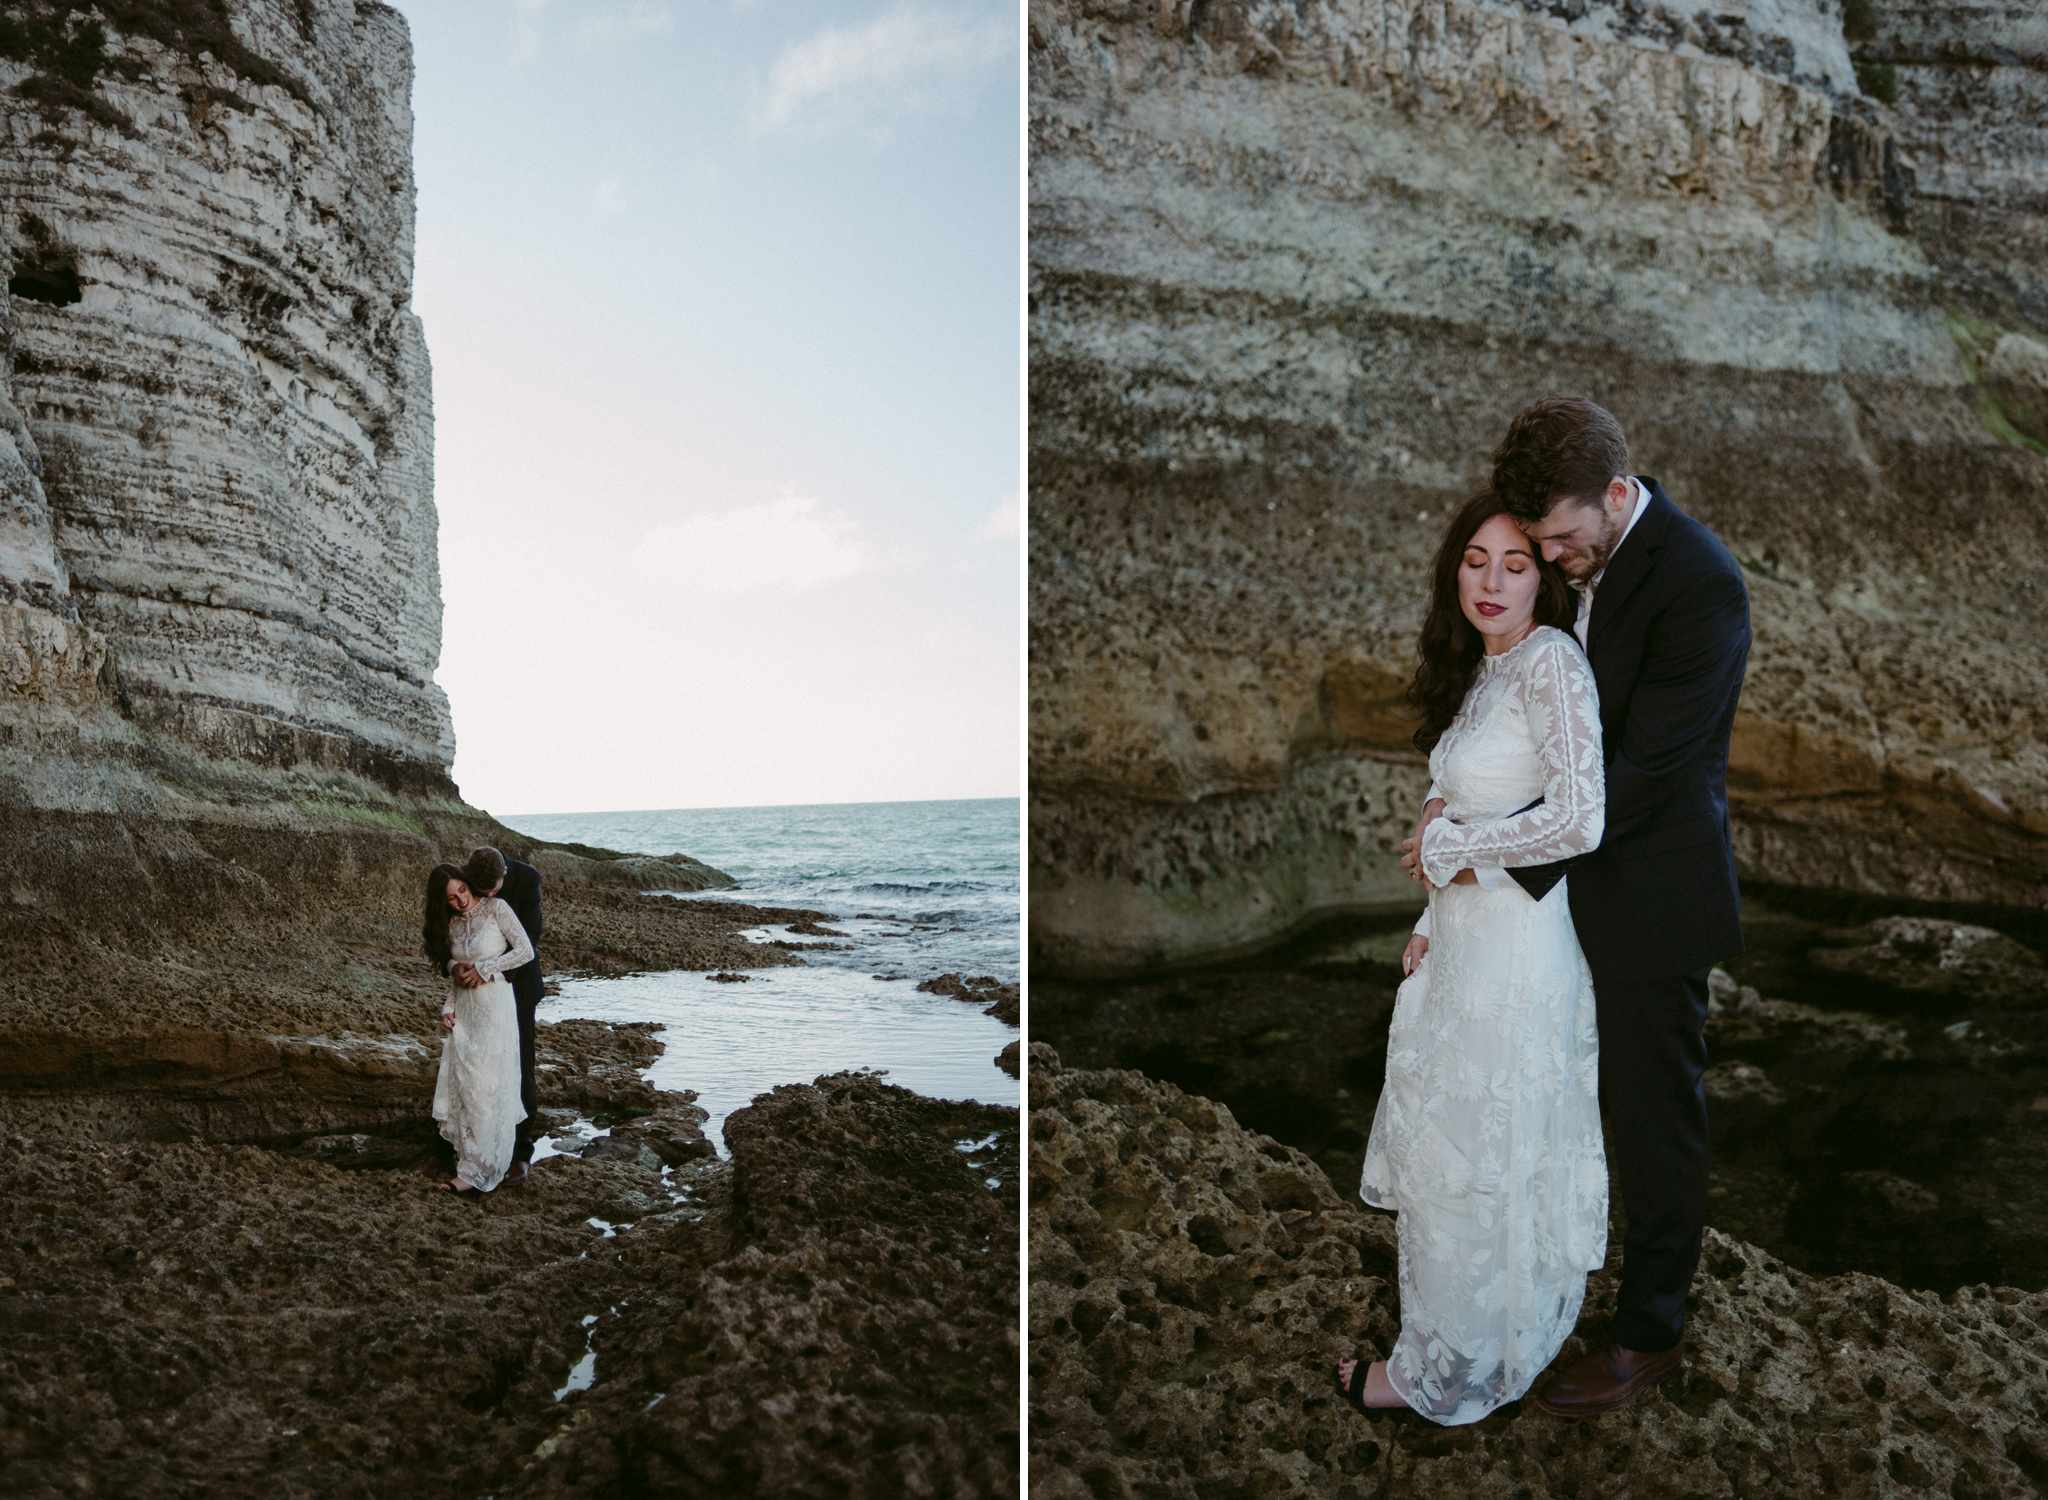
[1334,491,1610,1425]
[423,863,533,1193]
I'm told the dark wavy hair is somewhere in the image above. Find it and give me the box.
[1407,491,1577,754]
[422,863,472,973]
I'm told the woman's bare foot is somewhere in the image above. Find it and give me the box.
[1335,1356,1411,1409]
[439,1176,479,1193]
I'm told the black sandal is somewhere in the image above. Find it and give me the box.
[1334,1353,1375,1415]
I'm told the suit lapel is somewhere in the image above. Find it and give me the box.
[1587,477,1674,650]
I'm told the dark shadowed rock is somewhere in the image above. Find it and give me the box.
[920,972,1021,1027]
[1810,916,2048,1010]
[606,1091,715,1165]
[997,1041,1021,1079]
[1029,1049,2048,1498]
[287,1129,435,1171]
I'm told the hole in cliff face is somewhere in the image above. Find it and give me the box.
[9,246,81,307]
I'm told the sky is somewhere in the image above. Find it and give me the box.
[389,0,1020,817]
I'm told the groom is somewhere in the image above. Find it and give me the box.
[1404,395,1751,1414]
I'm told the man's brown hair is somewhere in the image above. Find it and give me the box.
[464,846,507,894]
[1491,395,1630,523]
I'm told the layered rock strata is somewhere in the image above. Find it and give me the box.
[1028,1049,2048,1497]
[1029,0,2048,974]
[2,0,448,776]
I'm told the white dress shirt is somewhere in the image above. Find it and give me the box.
[1573,476,1652,650]
[1439,477,1649,892]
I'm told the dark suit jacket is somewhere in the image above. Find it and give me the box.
[1508,478,1752,983]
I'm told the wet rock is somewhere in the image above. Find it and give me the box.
[507,1072,1020,1498]
[920,972,1021,1026]
[784,920,847,938]
[0,1067,1017,1495]
[705,971,749,982]
[578,1137,666,1173]
[605,1091,715,1165]
[535,1020,663,1117]
[1810,916,2048,1010]
[996,1041,1021,1079]
[1702,1061,1790,1150]
[1030,1055,2048,1497]
[1840,1169,1943,1217]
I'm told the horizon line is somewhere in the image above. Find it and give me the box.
[493,793,1020,820]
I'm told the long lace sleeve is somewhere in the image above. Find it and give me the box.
[1420,632,1604,887]
[474,898,536,980]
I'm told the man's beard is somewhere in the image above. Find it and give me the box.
[1559,518,1624,582]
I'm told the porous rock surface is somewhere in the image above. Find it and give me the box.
[507,1072,1021,1499]
[0,1068,1020,1499]
[1810,914,2048,1010]
[1028,1047,2048,1498]
[1029,0,2048,974]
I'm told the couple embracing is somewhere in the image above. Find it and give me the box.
[419,847,547,1194]
[1334,396,1752,1424]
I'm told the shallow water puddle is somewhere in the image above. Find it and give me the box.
[540,954,1015,1152]
[553,1315,600,1402]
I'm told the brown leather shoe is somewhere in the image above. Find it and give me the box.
[1533,1340,1683,1417]
[501,1161,531,1188]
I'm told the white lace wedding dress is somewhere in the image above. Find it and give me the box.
[1359,625,1610,1425]
[432,897,533,1191]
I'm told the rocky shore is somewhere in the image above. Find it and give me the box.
[1035,899,2048,1298]
[1029,1048,2048,1498]
[1,1048,1019,1498]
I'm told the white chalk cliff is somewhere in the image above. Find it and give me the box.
[2,0,450,815]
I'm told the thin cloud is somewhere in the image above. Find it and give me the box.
[750,4,1011,135]
[577,3,673,46]
[630,495,917,595]
[977,496,1019,541]
[508,0,551,63]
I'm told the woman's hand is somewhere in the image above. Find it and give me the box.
[1399,798,1446,887]
[440,1010,456,1032]
[1401,934,1430,977]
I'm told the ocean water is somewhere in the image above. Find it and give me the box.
[500,798,1020,1148]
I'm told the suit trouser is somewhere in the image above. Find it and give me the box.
[1595,963,1713,1353]
[430,968,543,1165]
[509,972,542,1164]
